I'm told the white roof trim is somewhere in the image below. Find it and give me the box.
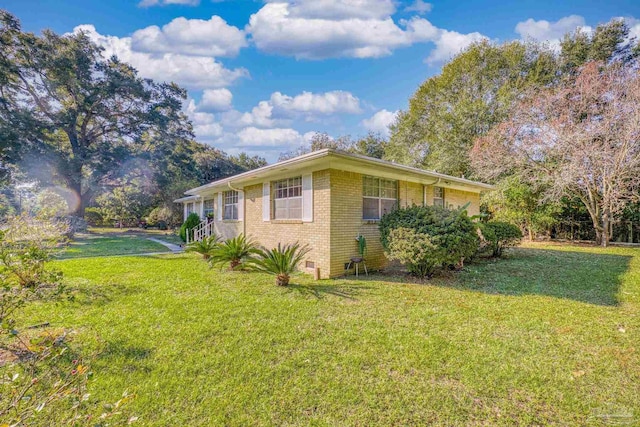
[173,195,200,203]
[182,149,494,196]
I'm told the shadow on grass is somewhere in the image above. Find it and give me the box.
[420,247,631,306]
[285,283,373,300]
[98,340,154,374]
[70,282,142,306]
[347,246,632,306]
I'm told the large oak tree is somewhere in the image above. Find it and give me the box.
[0,10,191,216]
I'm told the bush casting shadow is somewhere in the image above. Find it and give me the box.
[285,283,373,300]
[355,247,630,306]
[434,247,631,306]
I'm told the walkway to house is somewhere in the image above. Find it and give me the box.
[146,237,183,253]
[58,229,185,260]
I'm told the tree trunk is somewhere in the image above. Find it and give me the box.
[65,129,87,218]
[68,178,85,217]
[601,214,610,248]
[276,274,290,286]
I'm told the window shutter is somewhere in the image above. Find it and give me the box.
[262,182,270,221]
[238,190,244,221]
[217,192,222,221]
[302,174,313,222]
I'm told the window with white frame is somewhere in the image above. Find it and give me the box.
[433,186,445,207]
[203,199,215,217]
[223,190,239,220]
[273,177,302,219]
[363,176,397,220]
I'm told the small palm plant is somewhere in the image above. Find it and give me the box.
[209,234,259,270]
[185,235,220,259]
[249,242,310,286]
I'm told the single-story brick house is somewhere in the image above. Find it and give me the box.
[175,149,492,279]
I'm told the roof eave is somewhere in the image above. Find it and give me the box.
[182,148,494,196]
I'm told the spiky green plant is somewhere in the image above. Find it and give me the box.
[356,235,367,257]
[249,242,311,286]
[209,234,259,270]
[185,235,220,259]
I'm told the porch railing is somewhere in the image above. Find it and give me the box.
[186,219,214,244]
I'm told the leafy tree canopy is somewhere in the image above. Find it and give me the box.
[386,40,558,178]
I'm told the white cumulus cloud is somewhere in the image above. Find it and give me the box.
[270,90,362,116]
[426,29,486,64]
[361,109,398,137]
[515,15,589,47]
[247,2,486,62]
[247,2,410,59]
[283,0,397,20]
[73,25,248,89]
[405,0,432,15]
[199,88,233,112]
[236,127,310,149]
[131,16,247,57]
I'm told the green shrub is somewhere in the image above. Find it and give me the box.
[386,227,439,278]
[186,235,220,259]
[179,213,201,242]
[249,242,310,286]
[84,207,104,226]
[0,215,134,424]
[146,206,179,228]
[209,234,259,270]
[379,205,479,276]
[479,221,523,257]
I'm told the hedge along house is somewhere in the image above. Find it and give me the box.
[174,149,493,279]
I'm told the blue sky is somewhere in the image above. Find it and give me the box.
[4,0,640,161]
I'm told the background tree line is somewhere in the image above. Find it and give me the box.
[2,9,639,243]
[385,19,640,246]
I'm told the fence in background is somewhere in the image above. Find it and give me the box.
[551,221,640,244]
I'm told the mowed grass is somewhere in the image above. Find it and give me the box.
[58,229,180,259]
[19,242,640,425]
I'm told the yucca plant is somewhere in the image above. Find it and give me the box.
[249,242,310,286]
[209,234,259,270]
[185,235,220,259]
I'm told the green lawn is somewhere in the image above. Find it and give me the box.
[20,243,640,425]
[58,228,181,259]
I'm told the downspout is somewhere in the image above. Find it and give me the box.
[425,178,441,206]
[228,182,246,236]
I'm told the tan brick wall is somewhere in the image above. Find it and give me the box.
[244,170,332,278]
[398,180,424,208]
[222,169,483,279]
[329,170,387,276]
[423,186,480,216]
[329,173,482,278]
[442,188,481,216]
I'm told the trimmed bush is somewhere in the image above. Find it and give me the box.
[146,206,179,228]
[385,227,438,278]
[179,213,201,242]
[479,221,523,257]
[379,205,479,276]
[84,207,104,226]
